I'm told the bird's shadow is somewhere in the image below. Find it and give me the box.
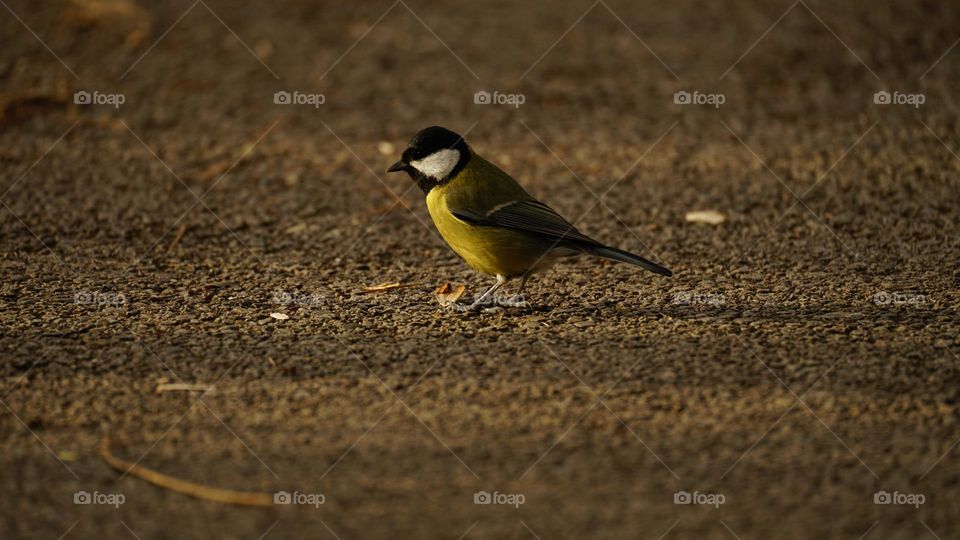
[611,303,925,325]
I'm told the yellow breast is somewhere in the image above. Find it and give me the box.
[425,185,556,277]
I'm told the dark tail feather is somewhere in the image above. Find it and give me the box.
[580,244,672,276]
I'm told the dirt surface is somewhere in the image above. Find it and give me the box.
[2,0,959,538]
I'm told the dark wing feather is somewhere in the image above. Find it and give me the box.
[451,199,673,276]
[451,199,598,245]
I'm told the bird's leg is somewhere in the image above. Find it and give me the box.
[516,273,530,296]
[496,273,531,308]
[452,275,508,311]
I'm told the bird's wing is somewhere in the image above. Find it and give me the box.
[450,199,600,246]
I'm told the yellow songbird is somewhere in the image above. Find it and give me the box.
[387,126,671,310]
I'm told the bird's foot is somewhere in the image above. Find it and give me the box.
[445,296,528,312]
[446,298,497,312]
[495,294,530,308]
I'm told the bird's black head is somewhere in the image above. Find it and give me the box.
[386,126,471,193]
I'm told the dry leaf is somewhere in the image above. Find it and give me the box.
[190,127,269,183]
[435,283,465,306]
[100,437,274,507]
[156,382,214,394]
[66,0,152,48]
[284,223,307,235]
[685,210,726,225]
[253,39,273,61]
[166,223,188,253]
[377,141,395,156]
[193,158,233,183]
[270,312,289,320]
[361,282,414,294]
[0,87,70,123]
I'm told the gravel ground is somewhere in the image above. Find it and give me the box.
[1,0,959,538]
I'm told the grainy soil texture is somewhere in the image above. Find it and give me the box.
[1,0,959,538]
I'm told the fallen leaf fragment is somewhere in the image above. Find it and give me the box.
[284,223,307,235]
[253,39,273,61]
[99,437,274,507]
[377,141,395,156]
[0,87,70,123]
[166,223,188,253]
[361,282,416,294]
[5,376,28,387]
[66,0,153,48]
[685,210,726,225]
[193,158,233,183]
[190,126,269,183]
[270,312,289,320]
[156,382,215,394]
[435,283,466,306]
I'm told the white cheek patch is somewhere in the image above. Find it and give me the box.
[409,149,460,180]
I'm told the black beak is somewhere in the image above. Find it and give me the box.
[386,160,408,173]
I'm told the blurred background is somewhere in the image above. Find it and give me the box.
[1,0,958,538]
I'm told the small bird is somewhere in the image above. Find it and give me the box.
[387,126,671,310]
